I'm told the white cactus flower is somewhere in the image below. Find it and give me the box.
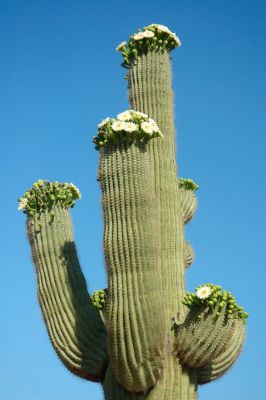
[123,122,138,133]
[70,183,81,199]
[18,197,28,210]
[98,117,110,128]
[171,34,181,47]
[196,286,212,299]
[147,24,172,34]
[133,111,148,118]
[141,121,154,135]
[116,41,127,52]
[148,118,160,132]
[117,111,132,121]
[111,120,126,132]
[142,30,155,38]
[133,32,145,41]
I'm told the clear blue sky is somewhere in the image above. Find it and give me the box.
[1,0,265,399]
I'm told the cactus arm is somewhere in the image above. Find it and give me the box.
[27,205,107,382]
[99,141,166,392]
[184,241,195,268]
[197,324,245,383]
[178,181,198,224]
[175,284,247,381]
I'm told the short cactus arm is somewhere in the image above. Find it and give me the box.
[26,202,107,382]
[175,284,248,382]
[184,241,194,268]
[197,323,245,383]
[178,179,198,224]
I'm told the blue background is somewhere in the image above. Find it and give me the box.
[1,0,265,399]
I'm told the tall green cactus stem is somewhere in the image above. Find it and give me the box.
[99,141,166,392]
[129,50,186,318]
[27,205,107,381]
[128,50,197,397]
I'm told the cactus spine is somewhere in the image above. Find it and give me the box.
[19,24,247,400]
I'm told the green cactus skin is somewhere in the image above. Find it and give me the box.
[103,362,197,400]
[197,321,245,384]
[98,141,166,392]
[127,50,197,398]
[184,241,195,268]
[20,24,248,400]
[175,307,245,368]
[128,51,188,323]
[179,186,198,224]
[27,205,107,382]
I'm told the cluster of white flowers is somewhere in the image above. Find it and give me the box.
[171,34,181,46]
[133,30,155,41]
[146,23,172,34]
[111,120,138,133]
[134,111,148,118]
[18,197,28,210]
[98,117,110,128]
[141,119,162,136]
[117,109,148,121]
[145,23,181,47]
[116,23,181,68]
[196,286,212,299]
[116,41,127,52]
[111,110,162,136]
[117,110,132,121]
[94,110,163,149]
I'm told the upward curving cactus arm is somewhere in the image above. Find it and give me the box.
[20,181,108,382]
[178,179,198,224]
[175,284,248,382]
[197,322,245,384]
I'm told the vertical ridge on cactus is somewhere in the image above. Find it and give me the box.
[19,23,247,399]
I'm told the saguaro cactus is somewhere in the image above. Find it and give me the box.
[19,24,248,399]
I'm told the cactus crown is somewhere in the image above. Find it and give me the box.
[116,23,181,68]
[182,284,249,322]
[178,178,199,192]
[18,180,81,216]
[93,109,163,150]
[90,289,108,310]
